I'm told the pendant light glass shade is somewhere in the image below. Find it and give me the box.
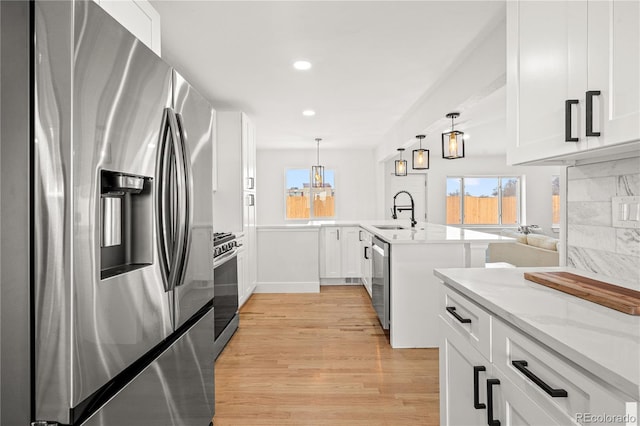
[442,112,465,159]
[412,134,429,169]
[394,148,407,176]
[312,138,325,188]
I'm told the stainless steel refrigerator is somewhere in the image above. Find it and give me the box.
[1,1,216,425]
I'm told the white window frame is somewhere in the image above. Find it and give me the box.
[446,176,522,226]
[284,168,336,221]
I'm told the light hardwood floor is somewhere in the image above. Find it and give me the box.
[213,285,439,425]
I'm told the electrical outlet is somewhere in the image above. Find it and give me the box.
[612,196,640,228]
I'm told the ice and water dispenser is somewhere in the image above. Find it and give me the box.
[100,170,153,279]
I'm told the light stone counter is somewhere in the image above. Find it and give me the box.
[434,266,640,400]
[258,220,513,245]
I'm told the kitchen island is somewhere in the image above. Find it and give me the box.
[435,266,639,425]
[257,220,512,348]
[359,221,511,348]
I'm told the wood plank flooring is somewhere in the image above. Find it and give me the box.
[213,285,439,425]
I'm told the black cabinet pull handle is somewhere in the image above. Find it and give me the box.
[446,306,472,324]
[565,99,579,142]
[359,230,364,241]
[511,360,568,397]
[473,366,486,409]
[364,246,370,260]
[486,379,501,426]
[586,90,601,137]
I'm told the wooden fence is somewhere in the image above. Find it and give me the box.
[286,195,335,219]
[447,195,561,225]
[446,196,517,224]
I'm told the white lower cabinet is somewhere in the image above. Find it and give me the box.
[360,229,372,297]
[319,226,362,280]
[440,284,632,426]
[236,245,248,307]
[440,319,490,426]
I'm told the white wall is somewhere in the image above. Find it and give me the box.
[256,148,377,225]
[384,154,562,236]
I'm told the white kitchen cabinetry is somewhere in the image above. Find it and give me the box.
[439,282,633,426]
[243,193,257,300]
[320,227,342,278]
[341,227,362,278]
[93,0,161,56]
[236,243,248,307]
[215,112,257,303]
[587,0,640,151]
[319,226,362,280]
[506,0,639,165]
[360,229,372,297]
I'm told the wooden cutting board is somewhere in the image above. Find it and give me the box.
[524,272,640,315]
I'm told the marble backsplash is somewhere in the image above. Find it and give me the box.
[566,156,640,289]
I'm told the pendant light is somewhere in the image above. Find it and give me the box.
[311,138,324,188]
[442,112,465,159]
[412,134,429,170]
[394,148,407,176]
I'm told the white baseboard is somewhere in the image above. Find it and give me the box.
[254,281,320,293]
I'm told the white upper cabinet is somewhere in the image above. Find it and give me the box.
[241,115,257,191]
[93,0,161,56]
[507,0,639,165]
[587,0,640,150]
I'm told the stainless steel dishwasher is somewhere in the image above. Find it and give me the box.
[371,236,390,329]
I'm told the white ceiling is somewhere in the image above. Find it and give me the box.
[151,1,506,151]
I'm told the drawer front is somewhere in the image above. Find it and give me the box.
[493,319,633,425]
[440,284,492,361]
[491,367,576,426]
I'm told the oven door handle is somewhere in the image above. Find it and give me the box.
[214,247,238,269]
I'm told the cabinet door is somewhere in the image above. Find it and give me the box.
[587,0,640,149]
[241,114,256,191]
[360,234,372,296]
[341,227,362,278]
[247,201,257,296]
[242,193,257,295]
[320,227,341,278]
[237,247,247,307]
[440,319,489,426]
[507,0,588,165]
[94,0,161,56]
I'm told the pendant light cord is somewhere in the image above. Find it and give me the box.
[316,139,320,165]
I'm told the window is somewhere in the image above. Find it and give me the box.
[446,176,521,225]
[285,169,335,220]
[551,175,560,227]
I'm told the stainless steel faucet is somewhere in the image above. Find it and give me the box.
[392,190,417,227]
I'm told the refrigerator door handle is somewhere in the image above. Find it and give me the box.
[166,109,188,292]
[174,112,193,288]
[156,108,173,291]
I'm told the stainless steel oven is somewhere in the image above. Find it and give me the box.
[371,236,390,330]
[212,232,240,359]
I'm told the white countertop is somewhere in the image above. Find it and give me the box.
[258,220,513,245]
[434,266,640,400]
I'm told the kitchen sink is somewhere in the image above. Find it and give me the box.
[373,225,406,230]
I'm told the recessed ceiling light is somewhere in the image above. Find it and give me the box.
[293,60,312,70]
[302,110,316,117]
